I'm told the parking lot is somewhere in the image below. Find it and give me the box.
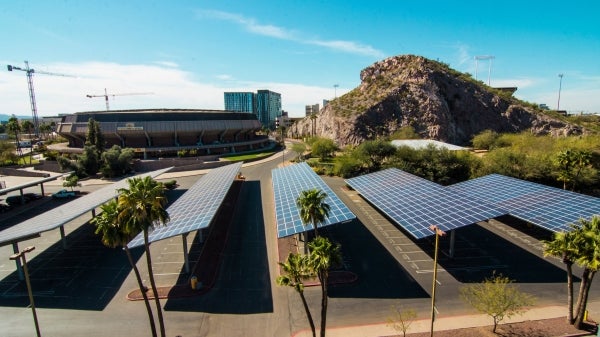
[0,163,599,336]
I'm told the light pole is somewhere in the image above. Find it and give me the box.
[10,246,41,337]
[557,74,564,111]
[429,225,446,337]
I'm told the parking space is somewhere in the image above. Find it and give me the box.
[323,176,577,298]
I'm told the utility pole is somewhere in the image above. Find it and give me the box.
[10,246,41,337]
[429,225,446,337]
[333,84,339,98]
[557,74,564,111]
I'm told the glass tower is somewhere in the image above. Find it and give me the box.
[224,92,255,113]
[256,90,282,128]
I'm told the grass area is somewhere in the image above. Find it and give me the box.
[221,151,276,162]
[1,156,40,166]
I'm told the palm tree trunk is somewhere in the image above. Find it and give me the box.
[319,271,328,337]
[144,230,166,337]
[566,262,574,324]
[574,269,595,329]
[125,246,157,337]
[298,290,316,337]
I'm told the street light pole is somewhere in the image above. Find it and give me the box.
[557,74,564,111]
[429,225,446,337]
[10,246,41,337]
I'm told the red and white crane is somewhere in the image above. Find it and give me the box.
[86,88,153,111]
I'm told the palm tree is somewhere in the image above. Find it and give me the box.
[297,188,330,238]
[546,216,600,328]
[308,236,342,337]
[543,229,578,323]
[276,253,316,337]
[7,116,21,142]
[572,217,600,329]
[118,176,170,337]
[555,149,592,191]
[92,200,157,337]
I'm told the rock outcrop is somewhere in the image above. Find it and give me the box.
[290,55,583,147]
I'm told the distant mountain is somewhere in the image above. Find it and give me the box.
[0,114,31,122]
[291,54,584,147]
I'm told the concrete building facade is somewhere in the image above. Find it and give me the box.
[56,109,269,157]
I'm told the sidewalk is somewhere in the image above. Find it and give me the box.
[292,302,600,337]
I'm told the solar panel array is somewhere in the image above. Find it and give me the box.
[345,168,506,239]
[272,162,356,238]
[0,172,71,195]
[127,162,243,248]
[447,174,600,232]
[0,168,172,246]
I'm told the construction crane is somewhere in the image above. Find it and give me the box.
[474,55,495,86]
[7,61,74,137]
[86,88,153,110]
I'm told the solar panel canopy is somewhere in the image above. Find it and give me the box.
[127,162,243,248]
[0,168,172,246]
[447,174,600,232]
[272,162,355,238]
[345,168,506,239]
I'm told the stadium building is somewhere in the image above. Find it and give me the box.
[56,109,269,158]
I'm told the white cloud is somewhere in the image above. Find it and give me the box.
[491,77,536,89]
[153,61,179,68]
[309,40,385,58]
[0,61,340,119]
[196,9,383,58]
[216,74,234,81]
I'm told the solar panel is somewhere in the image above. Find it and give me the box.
[0,168,172,246]
[447,174,600,232]
[127,162,243,248]
[272,162,356,238]
[345,168,506,239]
[0,172,71,195]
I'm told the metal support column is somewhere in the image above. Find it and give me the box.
[449,230,456,258]
[182,233,190,274]
[59,225,67,249]
[12,242,24,280]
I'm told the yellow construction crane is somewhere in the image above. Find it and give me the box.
[86,88,153,110]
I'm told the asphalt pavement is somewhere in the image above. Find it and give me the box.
[1,148,599,337]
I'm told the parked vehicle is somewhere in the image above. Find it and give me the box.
[52,189,77,199]
[6,193,43,206]
[0,203,12,213]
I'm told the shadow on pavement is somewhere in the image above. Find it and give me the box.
[324,220,429,299]
[0,222,142,311]
[425,222,572,283]
[164,180,274,314]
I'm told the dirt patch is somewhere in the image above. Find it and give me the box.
[399,317,596,337]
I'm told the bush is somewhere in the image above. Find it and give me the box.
[163,180,178,190]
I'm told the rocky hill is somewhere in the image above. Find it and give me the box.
[289,55,584,147]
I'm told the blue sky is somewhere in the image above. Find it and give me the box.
[1,0,599,118]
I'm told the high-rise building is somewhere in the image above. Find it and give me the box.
[305,103,320,117]
[256,90,282,127]
[224,92,255,113]
[224,90,282,128]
